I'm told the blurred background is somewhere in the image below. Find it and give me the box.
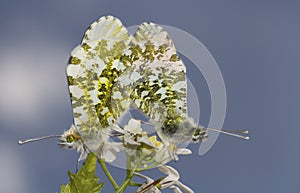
[0,0,299,193]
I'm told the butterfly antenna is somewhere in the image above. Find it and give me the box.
[18,135,62,145]
[224,129,249,134]
[206,127,249,140]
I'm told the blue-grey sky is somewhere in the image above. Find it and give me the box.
[0,1,299,193]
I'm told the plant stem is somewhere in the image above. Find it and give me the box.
[114,169,135,193]
[98,158,119,190]
[129,181,142,187]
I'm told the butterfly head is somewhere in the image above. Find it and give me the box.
[58,125,83,150]
[18,124,88,161]
[160,117,205,144]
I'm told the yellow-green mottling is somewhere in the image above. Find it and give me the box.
[69,56,81,65]
[67,16,132,134]
[66,16,200,150]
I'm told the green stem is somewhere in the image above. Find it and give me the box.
[114,169,135,193]
[98,158,119,190]
[129,181,142,187]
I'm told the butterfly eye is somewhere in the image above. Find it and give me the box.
[168,125,177,134]
[66,135,75,143]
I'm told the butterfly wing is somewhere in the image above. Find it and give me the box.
[136,23,187,123]
[81,15,130,44]
[116,23,188,144]
[66,16,132,155]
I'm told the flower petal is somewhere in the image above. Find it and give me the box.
[173,181,194,193]
[158,165,180,188]
[175,148,192,155]
[170,185,183,193]
[127,119,142,133]
[158,165,180,180]
[135,173,162,193]
[124,136,141,146]
[134,172,154,183]
[109,124,125,134]
[155,147,172,164]
[139,137,156,148]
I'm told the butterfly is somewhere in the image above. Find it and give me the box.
[18,16,132,164]
[18,16,249,166]
[116,22,249,156]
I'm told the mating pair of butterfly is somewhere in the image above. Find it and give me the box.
[19,16,248,164]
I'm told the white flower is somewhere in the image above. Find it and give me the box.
[135,173,161,193]
[136,165,194,193]
[154,142,192,164]
[93,125,122,162]
[112,119,156,149]
[107,119,193,169]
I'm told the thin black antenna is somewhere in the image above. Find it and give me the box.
[18,135,61,145]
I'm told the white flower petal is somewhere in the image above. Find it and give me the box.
[138,186,161,193]
[103,150,117,162]
[134,172,154,182]
[91,136,121,162]
[127,119,142,133]
[173,181,194,193]
[158,165,180,181]
[155,147,171,164]
[158,165,180,189]
[110,124,125,134]
[139,137,156,148]
[135,173,161,193]
[124,136,141,146]
[112,142,122,152]
[170,185,183,193]
[175,148,192,155]
[134,165,193,193]
[100,143,120,162]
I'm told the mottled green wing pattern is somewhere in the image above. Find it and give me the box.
[117,22,187,128]
[81,16,130,44]
[66,16,132,134]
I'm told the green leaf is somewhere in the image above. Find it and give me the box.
[60,153,104,193]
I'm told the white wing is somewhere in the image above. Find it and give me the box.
[117,22,188,126]
[66,16,132,133]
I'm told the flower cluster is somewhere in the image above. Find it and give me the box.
[99,118,195,193]
[109,119,192,165]
[135,165,194,193]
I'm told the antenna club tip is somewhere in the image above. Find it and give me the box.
[18,140,24,145]
[245,136,250,140]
